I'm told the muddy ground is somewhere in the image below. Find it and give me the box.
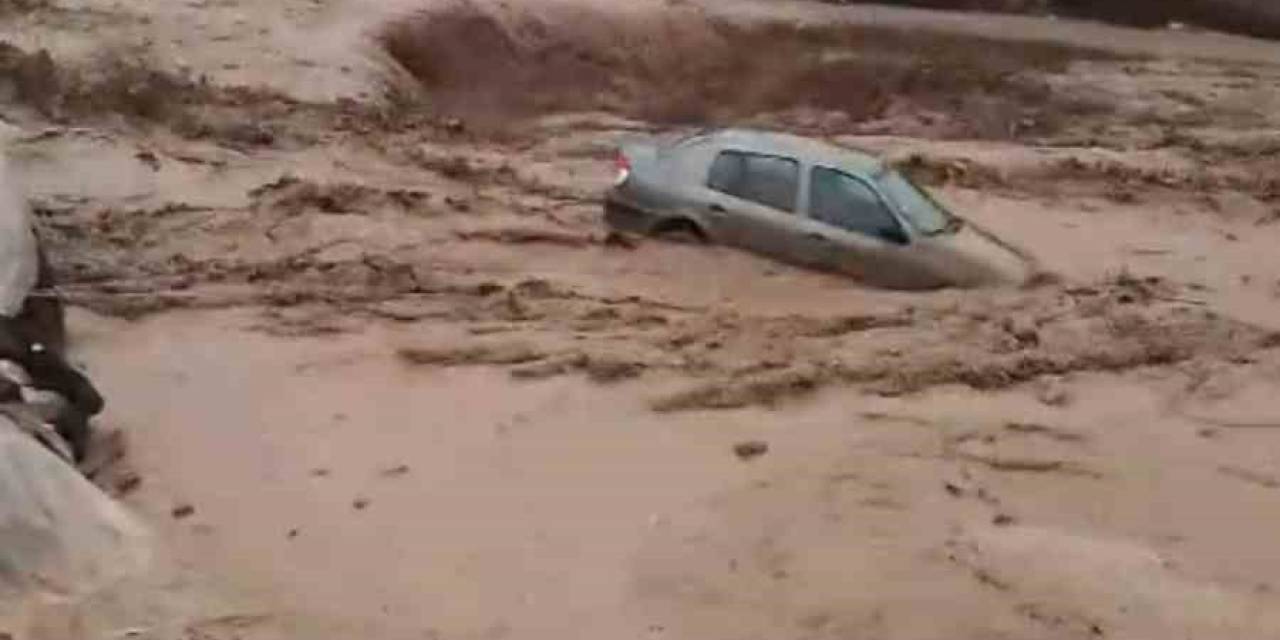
[5,0,1280,638]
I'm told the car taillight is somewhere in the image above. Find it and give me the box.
[613,152,631,187]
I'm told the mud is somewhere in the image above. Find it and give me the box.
[6,0,1280,638]
[379,1,1121,137]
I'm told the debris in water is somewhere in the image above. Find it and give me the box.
[442,117,465,134]
[114,471,142,496]
[733,440,769,461]
[397,342,546,367]
[1001,316,1040,348]
[135,148,160,171]
[1004,422,1087,443]
[381,464,411,477]
[603,231,639,250]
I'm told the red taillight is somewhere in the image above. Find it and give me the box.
[613,151,631,186]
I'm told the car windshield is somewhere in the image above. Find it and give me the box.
[875,170,952,235]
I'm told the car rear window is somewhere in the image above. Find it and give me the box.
[707,151,799,213]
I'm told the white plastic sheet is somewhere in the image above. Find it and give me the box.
[0,147,38,318]
[0,414,149,620]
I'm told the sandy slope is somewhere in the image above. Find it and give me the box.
[5,0,1280,638]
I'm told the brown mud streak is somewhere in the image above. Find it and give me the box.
[652,314,1270,412]
[1218,465,1280,489]
[955,453,1100,478]
[397,342,548,367]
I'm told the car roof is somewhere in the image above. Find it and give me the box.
[680,128,885,176]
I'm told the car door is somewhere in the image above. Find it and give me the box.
[799,166,928,286]
[699,150,805,262]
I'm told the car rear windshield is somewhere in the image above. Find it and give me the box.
[876,171,950,235]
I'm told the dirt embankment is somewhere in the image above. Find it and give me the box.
[378,1,1120,137]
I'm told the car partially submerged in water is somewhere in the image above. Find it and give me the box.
[604,129,1035,289]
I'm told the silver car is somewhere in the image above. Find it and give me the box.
[604,129,1034,289]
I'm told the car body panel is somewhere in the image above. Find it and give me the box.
[604,129,1034,289]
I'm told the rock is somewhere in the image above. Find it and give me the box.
[171,504,195,519]
[733,440,769,461]
[993,513,1017,526]
[353,497,370,510]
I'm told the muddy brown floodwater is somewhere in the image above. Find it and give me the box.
[72,304,1280,639]
[6,0,1280,638]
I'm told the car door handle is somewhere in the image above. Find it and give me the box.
[805,232,830,241]
[706,203,726,215]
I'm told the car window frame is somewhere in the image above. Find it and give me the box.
[705,149,802,214]
[873,168,952,236]
[806,165,911,244]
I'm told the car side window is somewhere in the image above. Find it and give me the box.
[809,167,904,241]
[707,151,799,213]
